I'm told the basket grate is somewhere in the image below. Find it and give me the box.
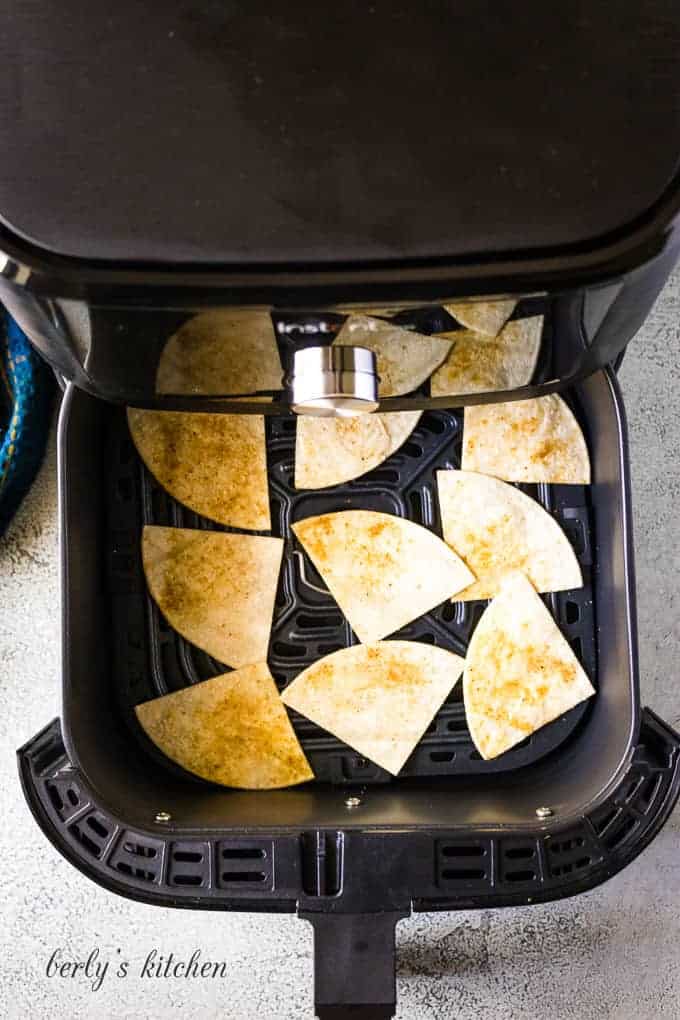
[107,397,596,784]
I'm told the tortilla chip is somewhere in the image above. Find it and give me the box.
[443,299,517,336]
[294,411,422,489]
[156,309,282,395]
[128,409,270,530]
[293,510,474,643]
[430,316,543,397]
[464,572,594,759]
[334,315,452,396]
[437,471,582,600]
[462,394,590,484]
[136,663,313,789]
[142,526,283,667]
[282,641,464,775]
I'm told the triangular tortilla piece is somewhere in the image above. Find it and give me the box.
[293,510,474,643]
[142,526,283,667]
[462,394,590,484]
[136,663,313,789]
[294,411,422,489]
[128,409,270,530]
[334,315,452,396]
[437,470,582,600]
[443,298,517,336]
[156,309,282,395]
[464,572,595,759]
[282,642,464,775]
[431,317,543,397]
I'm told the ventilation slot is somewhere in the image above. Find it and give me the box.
[505,847,534,860]
[272,640,305,659]
[551,857,592,878]
[500,841,540,884]
[217,842,274,890]
[441,845,485,858]
[565,601,581,624]
[603,813,639,851]
[167,842,210,889]
[436,840,491,888]
[46,779,84,823]
[447,717,468,733]
[301,831,343,897]
[369,468,400,483]
[430,750,455,764]
[123,841,156,858]
[422,414,446,436]
[633,774,662,811]
[296,611,343,631]
[69,812,113,860]
[591,806,621,837]
[108,831,163,884]
[440,602,457,622]
[545,826,599,879]
[505,869,536,883]
[48,784,63,813]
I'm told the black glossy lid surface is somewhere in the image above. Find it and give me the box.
[2,1,680,266]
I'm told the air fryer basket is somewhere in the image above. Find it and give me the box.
[19,368,680,1019]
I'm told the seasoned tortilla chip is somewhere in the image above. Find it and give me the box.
[437,470,582,600]
[443,298,517,336]
[282,641,464,775]
[431,317,542,397]
[464,572,595,759]
[128,409,270,530]
[462,394,590,484]
[293,510,474,643]
[294,411,422,489]
[142,526,283,667]
[156,309,282,395]
[334,315,452,396]
[136,663,313,789]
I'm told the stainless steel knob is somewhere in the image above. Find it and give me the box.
[287,345,379,416]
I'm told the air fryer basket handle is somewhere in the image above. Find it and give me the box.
[302,911,407,1020]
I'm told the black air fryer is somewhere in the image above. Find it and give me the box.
[7,3,680,1017]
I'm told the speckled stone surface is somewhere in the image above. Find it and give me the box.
[1,278,679,1019]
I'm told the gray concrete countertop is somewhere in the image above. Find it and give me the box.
[1,280,679,1019]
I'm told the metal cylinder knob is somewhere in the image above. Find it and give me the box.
[287,345,379,416]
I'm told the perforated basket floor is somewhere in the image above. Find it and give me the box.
[107,397,596,786]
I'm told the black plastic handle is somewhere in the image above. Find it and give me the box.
[302,911,407,1020]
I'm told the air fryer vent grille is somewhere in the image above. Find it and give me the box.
[107,398,596,785]
[24,713,679,908]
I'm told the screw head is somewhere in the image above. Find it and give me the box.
[535,806,553,820]
[345,796,362,809]
[155,811,172,823]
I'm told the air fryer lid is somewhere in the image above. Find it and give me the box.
[2,1,680,266]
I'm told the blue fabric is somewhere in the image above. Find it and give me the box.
[0,314,54,537]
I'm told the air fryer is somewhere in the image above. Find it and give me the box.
[6,3,680,1018]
